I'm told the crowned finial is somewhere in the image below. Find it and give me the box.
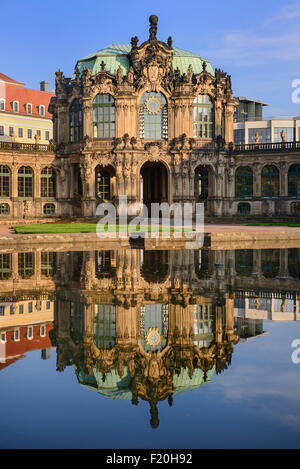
[149,15,158,40]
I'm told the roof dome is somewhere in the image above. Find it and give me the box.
[74,44,214,78]
[76,365,215,400]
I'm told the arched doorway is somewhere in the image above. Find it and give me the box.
[140,162,168,215]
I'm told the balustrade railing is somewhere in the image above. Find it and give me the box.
[0,141,55,153]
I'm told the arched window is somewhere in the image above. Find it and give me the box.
[140,92,168,139]
[288,164,300,198]
[261,165,279,198]
[238,202,251,215]
[96,169,110,200]
[140,304,168,352]
[193,94,214,138]
[41,167,56,198]
[0,99,5,110]
[13,101,19,112]
[261,250,280,278]
[93,94,115,138]
[69,99,83,142]
[0,165,11,198]
[235,166,253,199]
[94,305,116,349]
[18,166,33,198]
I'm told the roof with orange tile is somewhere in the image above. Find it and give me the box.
[0,73,54,118]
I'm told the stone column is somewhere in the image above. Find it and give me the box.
[82,100,92,139]
[225,104,235,144]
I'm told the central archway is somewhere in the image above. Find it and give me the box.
[140,161,168,215]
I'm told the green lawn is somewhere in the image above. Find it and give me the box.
[247,222,300,227]
[13,223,194,234]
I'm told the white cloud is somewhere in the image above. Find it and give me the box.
[205,2,300,66]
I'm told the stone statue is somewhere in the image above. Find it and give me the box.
[149,15,158,40]
[280,130,286,142]
[254,132,260,144]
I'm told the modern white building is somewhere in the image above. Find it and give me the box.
[234,97,300,144]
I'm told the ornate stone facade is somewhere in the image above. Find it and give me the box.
[1,16,300,220]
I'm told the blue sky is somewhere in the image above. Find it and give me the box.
[2,0,300,117]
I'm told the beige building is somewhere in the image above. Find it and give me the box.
[0,73,54,144]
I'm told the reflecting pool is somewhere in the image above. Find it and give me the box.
[0,247,300,448]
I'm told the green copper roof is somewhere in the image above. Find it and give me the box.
[77,364,215,400]
[74,44,214,77]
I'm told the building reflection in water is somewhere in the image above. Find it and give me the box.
[0,247,300,427]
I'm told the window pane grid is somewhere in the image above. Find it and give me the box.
[0,165,10,197]
[18,166,33,198]
[41,167,56,198]
[93,94,115,138]
[193,94,214,138]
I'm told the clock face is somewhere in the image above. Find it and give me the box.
[145,327,162,347]
[144,96,163,115]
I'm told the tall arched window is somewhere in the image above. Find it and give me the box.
[193,94,214,138]
[288,164,300,198]
[140,92,168,139]
[94,305,116,349]
[96,169,111,200]
[261,165,279,198]
[93,94,115,138]
[69,99,83,142]
[235,166,253,199]
[0,165,11,198]
[41,167,56,198]
[18,166,33,198]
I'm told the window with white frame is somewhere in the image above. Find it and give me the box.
[0,332,6,344]
[9,127,13,137]
[28,302,32,313]
[0,126,4,136]
[39,105,45,116]
[27,129,32,139]
[13,101,19,112]
[0,305,5,316]
[45,131,50,141]
[0,99,5,110]
[18,128,23,138]
[27,326,33,339]
[40,325,46,337]
[19,304,24,314]
[14,328,20,341]
[26,103,32,114]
